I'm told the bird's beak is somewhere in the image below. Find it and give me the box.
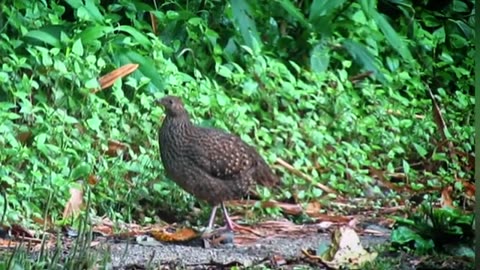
[156,98,165,107]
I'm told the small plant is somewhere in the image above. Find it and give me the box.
[391,201,474,256]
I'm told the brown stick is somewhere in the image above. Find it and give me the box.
[275,158,337,195]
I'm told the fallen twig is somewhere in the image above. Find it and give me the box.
[275,158,337,194]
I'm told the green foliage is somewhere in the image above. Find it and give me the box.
[391,202,474,255]
[0,188,108,269]
[0,0,474,229]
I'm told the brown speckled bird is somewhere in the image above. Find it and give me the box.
[157,95,278,231]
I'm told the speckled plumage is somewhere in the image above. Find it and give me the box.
[158,96,278,207]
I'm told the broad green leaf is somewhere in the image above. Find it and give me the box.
[54,60,68,73]
[24,30,61,47]
[79,26,114,44]
[63,115,79,124]
[71,162,92,180]
[391,226,421,244]
[86,115,102,131]
[310,42,330,73]
[230,0,262,52]
[115,25,151,49]
[72,39,84,56]
[342,39,386,83]
[114,50,164,93]
[402,159,410,174]
[85,78,99,89]
[412,143,427,157]
[216,64,232,78]
[452,0,470,13]
[64,0,82,8]
[359,0,375,16]
[35,133,48,147]
[449,19,474,39]
[372,12,413,61]
[309,0,347,21]
[72,0,104,23]
[0,71,8,82]
[215,93,230,106]
[275,0,309,27]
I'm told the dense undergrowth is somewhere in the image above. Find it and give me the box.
[0,0,474,231]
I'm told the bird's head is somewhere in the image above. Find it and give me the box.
[157,95,188,117]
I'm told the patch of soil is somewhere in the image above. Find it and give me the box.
[109,233,388,269]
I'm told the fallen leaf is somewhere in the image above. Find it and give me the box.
[87,174,99,185]
[150,226,198,242]
[460,180,475,199]
[149,12,158,35]
[62,186,84,219]
[105,139,128,157]
[95,63,139,92]
[92,224,113,236]
[440,186,454,208]
[307,226,377,269]
[16,130,32,145]
[305,201,322,217]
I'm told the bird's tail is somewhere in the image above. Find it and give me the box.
[253,157,280,187]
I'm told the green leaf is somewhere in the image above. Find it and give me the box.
[85,78,99,89]
[402,159,410,174]
[0,71,8,83]
[86,115,102,131]
[450,20,474,39]
[310,42,330,73]
[413,143,427,157]
[114,50,164,93]
[359,0,375,16]
[54,60,68,73]
[216,65,232,78]
[35,133,48,146]
[230,0,262,52]
[79,26,114,44]
[309,0,347,21]
[72,39,84,56]
[216,93,230,106]
[391,226,420,244]
[24,30,61,47]
[275,0,309,27]
[71,162,92,180]
[342,39,386,83]
[115,25,151,49]
[372,12,413,61]
[74,0,104,23]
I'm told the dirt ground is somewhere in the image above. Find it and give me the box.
[108,232,389,269]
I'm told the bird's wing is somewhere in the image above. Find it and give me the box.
[186,128,257,181]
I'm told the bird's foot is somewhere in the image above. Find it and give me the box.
[226,221,249,232]
[201,227,234,248]
[223,221,263,236]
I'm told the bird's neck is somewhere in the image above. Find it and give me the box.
[163,113,193,132]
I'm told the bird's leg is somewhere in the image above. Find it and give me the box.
[221,202,235,231]
[206,205,218,229]
[220,202,262,236]
[221,202,253,232]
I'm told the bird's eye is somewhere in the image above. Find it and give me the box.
[168,99,174,105]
